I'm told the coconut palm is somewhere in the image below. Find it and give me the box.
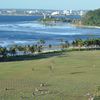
[9,47,16,56]
[37,39,46,52]
[59,38,65,50]
[48,44,52,49]
[0,47,8,58]
[28,45,35,53]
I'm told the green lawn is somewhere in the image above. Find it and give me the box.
[0,51,100,100]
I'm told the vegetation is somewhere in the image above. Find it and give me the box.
[0,38,100,99]
[0,38,100,61]
[40,17,73,23]
[72,38,100,48]
[0,51,100,100]
[82,8,100,26]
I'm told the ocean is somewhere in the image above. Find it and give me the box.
[0,15,100,47]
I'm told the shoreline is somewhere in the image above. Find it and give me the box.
[72,24,100,29]
[40,21,100,29]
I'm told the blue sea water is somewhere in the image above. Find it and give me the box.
[0,15,100,47]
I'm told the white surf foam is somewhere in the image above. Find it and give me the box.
[35,30,81,35]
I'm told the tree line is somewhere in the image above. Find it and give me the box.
[0,38,100,60]
[0,39,46,59]
[82,8,100,26]
[72,38,100,47]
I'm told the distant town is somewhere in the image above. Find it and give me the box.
[0,9,87,16]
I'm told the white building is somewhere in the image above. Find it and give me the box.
[63,10,70,15]
[27,11,34,14]
[79,10,84,16]
[51,11,60,16]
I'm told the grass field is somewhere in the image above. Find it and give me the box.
[0,51,100,100]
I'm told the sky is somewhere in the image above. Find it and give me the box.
[0,0,100,10]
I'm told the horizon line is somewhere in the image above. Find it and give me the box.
[0,8,99,10]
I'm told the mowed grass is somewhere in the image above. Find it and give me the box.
[0,51,100,100]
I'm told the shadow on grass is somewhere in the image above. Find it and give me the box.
[0,51,63,62]
[70,71,85,75]
[94,96,100,100]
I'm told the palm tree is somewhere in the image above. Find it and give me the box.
[28,45,35,54]
[59,38,65,50]
[37,39,46,52]
[9,47,16,56]
[75,39,83,50]
[0,47,8,58]
[16,45,24,51]
[65,40,69,48]
[39,39,46,45]
[48,44,52,49]
[37,39,45,46]
[37,45,42,52]
[72,41,76,47]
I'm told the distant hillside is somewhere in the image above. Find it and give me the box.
[82,8,100,26]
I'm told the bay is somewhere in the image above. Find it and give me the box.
[0,15,100,47]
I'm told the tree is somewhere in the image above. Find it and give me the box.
[48,44,52,49]
[28,45,35,53]
[65,40,69,48]
[82,8,100,26]
[72,39,84,50]
[37,39,46,52]
[9,47,16,56]
[0,47,8,58]
[59,38,65,50]
[37,45,42,52]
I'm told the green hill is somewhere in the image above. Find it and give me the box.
[82,8,100,26]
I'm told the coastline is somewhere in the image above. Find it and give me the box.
[40,20,100,29]
[72,24,100,29]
